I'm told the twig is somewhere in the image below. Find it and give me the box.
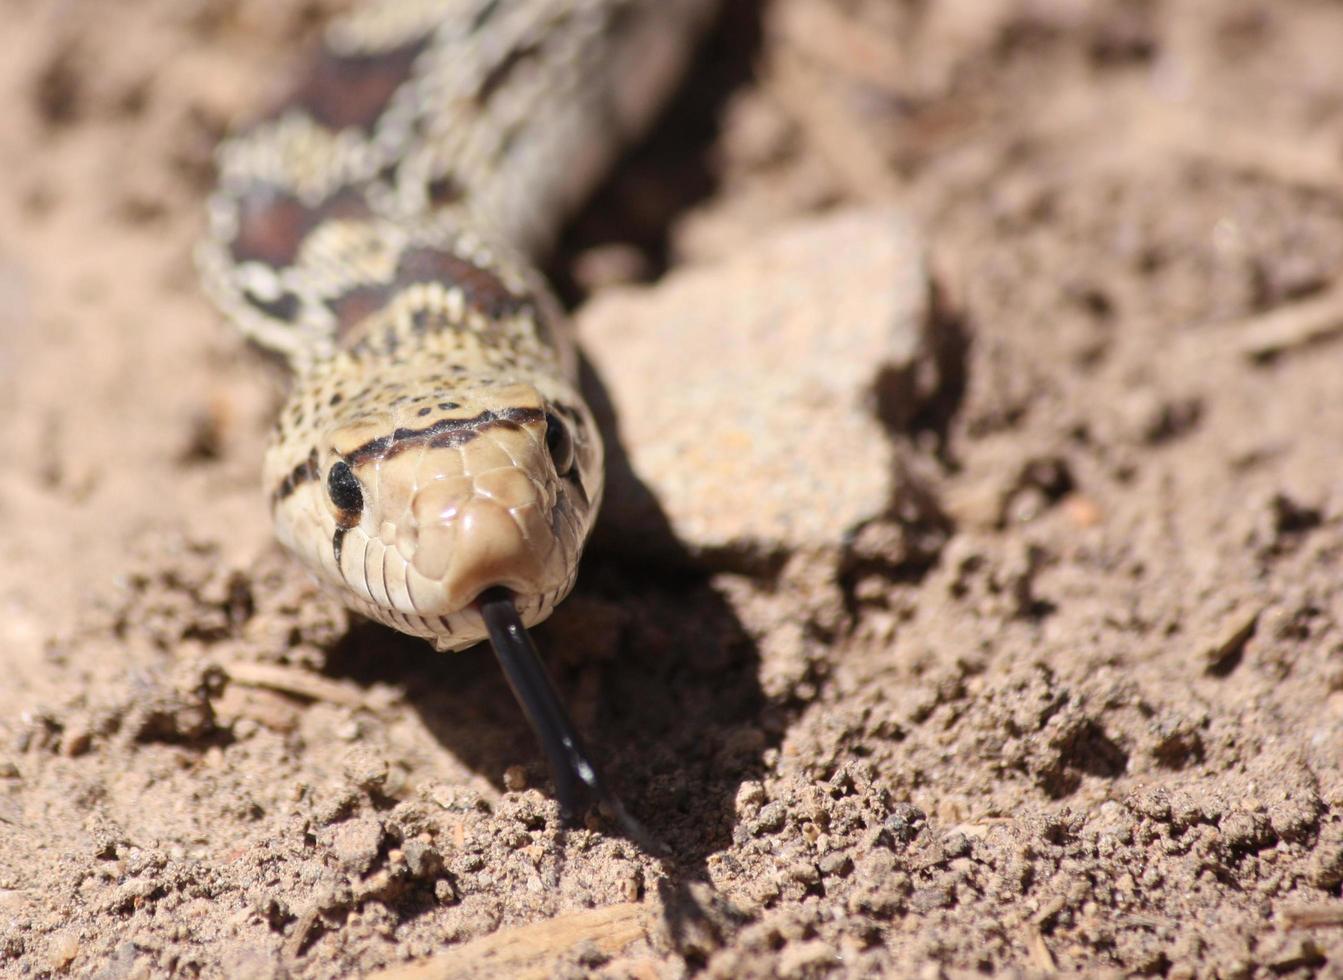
[283,906,323,962]
[1282,905,1343,930]
[221,660,368,708]
[1027,926,1056,972]
[1138,105,1343,194]
[1226,285,1343,363]
[365,902,656,980]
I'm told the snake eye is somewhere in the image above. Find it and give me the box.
[544,413,575,477]
[326,460,363,512]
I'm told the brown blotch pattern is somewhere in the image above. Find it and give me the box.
[231,191,310,269]
[395,247,529,320]
[286,37,429,132]
[328,284,393,339]
[231,186,375,270]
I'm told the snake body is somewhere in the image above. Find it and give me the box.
[200,0,713,651]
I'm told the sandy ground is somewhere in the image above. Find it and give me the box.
[3,0,1343,976]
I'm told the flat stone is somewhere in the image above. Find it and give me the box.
[580,207,933,562]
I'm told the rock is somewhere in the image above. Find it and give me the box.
[402,838,444,879]
[319,817,385,875]
[580,207,933,563]
[750,801,788,836]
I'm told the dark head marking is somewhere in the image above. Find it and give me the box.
[272,448,320,505]
[345,407,544,465]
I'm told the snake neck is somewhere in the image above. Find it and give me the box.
[330,231,570,368]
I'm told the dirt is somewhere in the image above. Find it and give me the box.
[2,0,1343,976]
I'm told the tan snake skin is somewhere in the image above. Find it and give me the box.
[200,0,714,651]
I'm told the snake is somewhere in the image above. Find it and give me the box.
[198,0,715,830]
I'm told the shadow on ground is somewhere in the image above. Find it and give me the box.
[320,0,779,952]
[317,352,780,959]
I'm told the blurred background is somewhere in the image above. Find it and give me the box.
[0,1,1340,975]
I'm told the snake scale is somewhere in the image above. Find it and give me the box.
[199,0,716,828]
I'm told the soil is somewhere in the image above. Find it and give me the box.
[2,0,1343,976]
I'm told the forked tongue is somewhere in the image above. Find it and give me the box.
[476,587,662,853]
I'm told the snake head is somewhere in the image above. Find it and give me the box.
[266,371,602,650]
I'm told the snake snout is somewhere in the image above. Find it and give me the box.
[406,467,558,613]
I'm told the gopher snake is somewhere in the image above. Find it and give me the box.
[199,0,714,827]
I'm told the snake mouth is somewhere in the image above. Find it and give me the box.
[305,454,578,650]
[324,505,567,632]
[337,572,565,654]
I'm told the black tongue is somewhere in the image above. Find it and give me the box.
[476,587,664,853]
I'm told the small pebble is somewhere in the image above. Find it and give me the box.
[751,802,787,836]
[503,765,528,791]
[47,931,79,970]
[319,817,384,875]
[402,839,443,878]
